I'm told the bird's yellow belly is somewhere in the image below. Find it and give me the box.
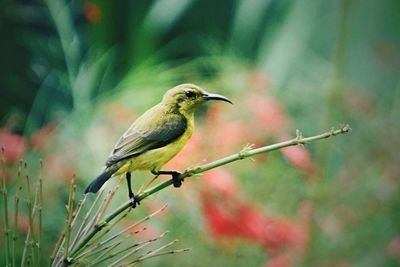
[116,127,193,175]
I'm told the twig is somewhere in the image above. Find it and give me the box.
[12,160,23,267]
[63,175,77,264]
[1,148,10,267]
[81,204,167,257]
[21,172,36,267]
[33,161,43,267]
[107,231,170,267]
[127,239,181,266]
[68,191,102,251]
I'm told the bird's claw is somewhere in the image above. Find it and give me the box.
[172,172,183,188]
[129,193,140,208]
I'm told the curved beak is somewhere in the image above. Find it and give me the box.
[202,92,233,104]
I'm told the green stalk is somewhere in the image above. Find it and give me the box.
[107,232,169,267]
[95,205,166,250]
[88,241,123,266]
[68,193,99,251]
[129,247,191,266]
[65,197,87,250]
[131,239,178,265]
[63,176,77,264]
[33,162,43,267]
[1,148,10,267]
[21,173,35,267]
[79,209,130,256]
[12,161,23,267]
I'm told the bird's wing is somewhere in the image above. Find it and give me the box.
[105,114,187,166]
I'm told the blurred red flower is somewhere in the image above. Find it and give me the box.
[247,93,289,135]
[0,129,26,163]
[343,88,375,117]
[248,71,271,92]
[17,213,31,234]
[105,103,137,128]
[43,154,76,182]
[263,254,292,267]
[202,168,238,198]
[200,169,309,258]
[206,105,249,151]
[388,235,400,259]
[83,2,102,24]
[278,134,316,176]
[30,124,56,151]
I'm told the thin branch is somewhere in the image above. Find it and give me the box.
[36,160,43,267]
[69,125,351,260]
[21,172,35,267]
[63,175,77,263]
[1,148,10,267]
[12,161,23,267]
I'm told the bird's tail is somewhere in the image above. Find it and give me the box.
[84,167,118,194]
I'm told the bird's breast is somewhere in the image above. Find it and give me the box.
[123,119,194,172]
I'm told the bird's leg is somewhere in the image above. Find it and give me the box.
[126,172,140,208]
[151,170,182,188]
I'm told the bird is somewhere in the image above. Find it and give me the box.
[84,83,232,207]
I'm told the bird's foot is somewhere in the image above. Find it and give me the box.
[129,192,141,208]
[151,170,183,188]
[171,171,183,188]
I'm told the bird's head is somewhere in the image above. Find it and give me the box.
[162,83,232,114]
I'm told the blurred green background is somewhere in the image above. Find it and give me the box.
[1,0,399,266]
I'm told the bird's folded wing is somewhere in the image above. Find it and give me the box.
[105,115,187,166]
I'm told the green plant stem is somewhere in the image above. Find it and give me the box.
[21,174,36,267]
[1,153,10,267]
[13,162,23,267]
[68,125,351,260]
[34,165,43,267]
[63,176,76,263]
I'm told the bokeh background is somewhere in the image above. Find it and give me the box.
[1,0,399,266]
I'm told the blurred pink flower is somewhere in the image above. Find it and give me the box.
[373,41,400,68]
[320,215,342,237]
[212,120,249,152]
[388,235,400,259]
[248,71,271,92]
[30,124,56,151]
[43,154,75,182]
[206,105,249,152]
[0,129,26,163]
[202,168,238,198]
[247,93,289,135]
[263,254,292,267]
[83,2,102,24]
[17,213,31,234]
[104,103,138,128]
[278,134,316,176]
[343,88,375,117]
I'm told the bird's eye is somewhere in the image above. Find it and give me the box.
[185,90,196,99]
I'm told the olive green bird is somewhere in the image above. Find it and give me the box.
[84,83,232,207]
